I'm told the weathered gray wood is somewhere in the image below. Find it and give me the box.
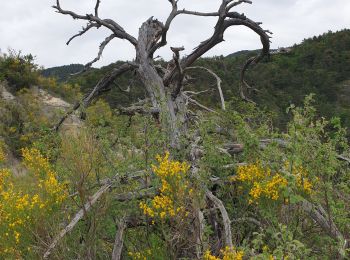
[205,189,233,249]
[301,200,348,258]
[111,218,126,260]
[43,182,112,259]
[185,66,226,110]
[54,0,270,148]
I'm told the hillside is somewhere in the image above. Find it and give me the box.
[1,29,350,259]
[43,29,350,131]
[41,64,85,82]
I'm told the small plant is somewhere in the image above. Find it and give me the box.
[0,148,67,258]
[140,151,192,220]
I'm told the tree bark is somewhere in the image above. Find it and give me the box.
[111,218,126,260]
[136,18,187,148]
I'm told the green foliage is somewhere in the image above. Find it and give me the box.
[43,30,350,134]
[249,224,312,259]
[38,76,82,103]
[0,49,81,103]
[187,94,348,257]
[41,64,84,82]
[0,50,39,92]
[1,30,350,259]
[1,88,349,259]
[0,90,50,156]
[0,148,67,258]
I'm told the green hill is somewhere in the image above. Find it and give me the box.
[41,64,85,82]
[42,29,350,130]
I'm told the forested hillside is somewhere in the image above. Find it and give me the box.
[0,28,349,259]
[42,64,85,82]
[43,29,350,131]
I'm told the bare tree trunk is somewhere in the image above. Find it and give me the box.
[111,218,126,260]
[136,19,187,148]
[53,1,270,148]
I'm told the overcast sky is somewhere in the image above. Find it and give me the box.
[0,0,349,68]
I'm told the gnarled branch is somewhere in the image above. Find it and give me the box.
[205,189,233,248]
[227,0,252,11]
[54,0,138,74]
[185,66,226,110]
[149,0,178,56]
[74,34,116,74]
[54,62,136,131]
[66,22,100,45]
[43,172,152,258]
[53,0,137,45]
[43,181,112,259]
[163,2,270,105]
[111,217,126,260]
[81,62,137,104]
[300,200,348,258]
[171,46,185,99]
[117,106,160,117]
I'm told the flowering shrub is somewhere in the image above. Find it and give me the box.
[233,161,314,204]
[284,162,313,194]
[22,148,67,204]
[0,148,67,258]
[204,246,244,260]
[0,50,39,91]
[233,162,288,204]
[140,152,191,220]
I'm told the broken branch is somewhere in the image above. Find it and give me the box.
[185,66,226,110]
[183,94,218,114]
[53,0,137,46]
[74,34,116,74]
[111,217,126,260]
[205,189,233,248]
[43,182,112,258]
[66,22,100,45]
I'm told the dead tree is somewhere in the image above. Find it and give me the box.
[47,4,350,257]
[47,1,274,258]
[53,0,271,148]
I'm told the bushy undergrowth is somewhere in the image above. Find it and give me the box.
[0,50,39,92]
[0,49,349,259]
[1,94,350,259]
[0,50,81,155]
[0,146,67,258]
[0,50,81,101]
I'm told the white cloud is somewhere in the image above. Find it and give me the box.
[0,0,349,68]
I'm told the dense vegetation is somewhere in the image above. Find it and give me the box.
[44,29,350,132]
[42,64,85,82]
[0,30,349,259]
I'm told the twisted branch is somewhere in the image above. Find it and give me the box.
[185,66,226,110]
[163,1,271,104]
[74,34,116,74]
[54,62,136,131]
[66,22,100,45]
[205,189,233,248]
[53,0,137,45]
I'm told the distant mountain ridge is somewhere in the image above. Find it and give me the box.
[41,64,85,82]
[42,49,289,79]
[42,29,350,132]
